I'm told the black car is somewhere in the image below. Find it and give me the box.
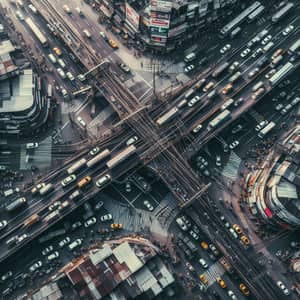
[71,221,82,231]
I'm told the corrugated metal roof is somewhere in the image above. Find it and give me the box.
[277,181,297,199]
[90,244,112,265]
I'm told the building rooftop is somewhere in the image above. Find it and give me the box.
[0,69,34,113]
[31,282,63,300]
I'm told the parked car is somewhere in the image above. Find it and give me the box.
[47,251,59,261]
[255,120,268,131]
[89,147,100,156]
[100,213,112,222]
[232,124,243,134]
[77,116,86,127]
[119,63,130,73]
[184,64,195,73]
[58,237,70,248]
[240,48,251,58]
[84,217,97,228]
[42,245,53,256]
[26,142,38,149]
[229,140,239,150]
[282,24,294,36]
[276,281,290,295]
[220,44,231,54]
[143,200,154,211]
[199,258,208,269]
[29,261,42,272]
[1,271,12,282]
[0,220,8,231]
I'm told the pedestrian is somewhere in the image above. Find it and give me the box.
[140,61,143,68]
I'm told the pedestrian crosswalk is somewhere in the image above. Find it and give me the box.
[221,151,241,180]
[202,261,226,287]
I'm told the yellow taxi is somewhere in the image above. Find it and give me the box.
[240,283,250,296]
[241,235,250,246]
[110,223,123,229]
[53,46,62,56]
[200,241,209,250]
[77,176,92,189]
[217,277,227,289]
[199,274,208,285]
[233,224,243,235]
[109,39,118,49]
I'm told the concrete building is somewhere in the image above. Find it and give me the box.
[0,34,52,136]
[99,0,242,52]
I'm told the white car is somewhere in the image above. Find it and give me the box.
[229,140,239,150]
[261,35,272,45]
[1,271,12,282]
[68,238,82,251]
[184,64,195,73]
[100,213,112,222]
[84,217,97,228]
[220,44,231,54]
[192,124,203,133]
[265,69,276,79]
[26,142,38,149]
[66,72,75,81]
[57,68,66,79]
[248,67,260,78]
[255,120,268,131]
[47,251,59,261]
[228,290,237,300]
[276,281,290,295]
[188,95,201,107]
[89,147,100,156]
[96,174,111,188]
[175,217,188,231]
[61,174,77,187]
[29,261,42,272]
[275,103,283,111]
[282,25,294,36]
[17,233,27,244]
[58,237,70,248]
[0,220,8,231]
[199,258,208,269]
[42,245,53,256]
[77,116,86,127]
[49,201,61,211]
[216,156,221,167]
[126,136,138,146]
[143,200,154,211]
[240,48,251,58]
[16,10,24,21]
[189,229,199,240]
[229,228,238,239]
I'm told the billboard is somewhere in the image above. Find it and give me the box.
[125,2,140,32]
[150,0,172,12]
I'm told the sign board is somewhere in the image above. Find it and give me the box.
[125,2,140,32]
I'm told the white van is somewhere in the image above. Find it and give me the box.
[57,58,66,69]
[83,29,91,38]
[48,53,57,64]
[28,4,37,14]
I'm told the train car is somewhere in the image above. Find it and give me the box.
[44,210,60,223]
[106,145,136,169]
[5,197,27,212]
[25,17,48,47]
[208,109,231,130]
[271,2,294,23]
[156,107,179,126]
[67,158,87,175]
[86,149,111,168]
[212,62,230,78]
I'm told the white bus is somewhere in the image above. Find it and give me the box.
[25,17,48,47]
[258,122,276,138]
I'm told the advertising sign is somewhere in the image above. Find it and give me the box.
[125,2,140,32]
